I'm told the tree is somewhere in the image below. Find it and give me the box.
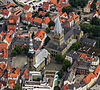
[44,36,50,45]
[28,24,33,27]
[45,12,50,17]
[23,46,29,55]
[57,69,64,79]
[13,83,21,90]
[90,17,100,26]
[55,54,65,64]
[54,86,61,90]
[69,0,88,8]
[70,42,80,51]
[14,45,22,54]
[91,0,97,11]
[48,21,55,27]
[62,60,70,71]
[11,49,17,56]
[46,27,50,33]
[33,6,35,10]
[38,8,43,11]
[62,6,73,14]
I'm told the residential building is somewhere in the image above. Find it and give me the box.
[0,9,11,19]
[23,4,33,13]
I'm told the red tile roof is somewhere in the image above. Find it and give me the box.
[83,73,96,84]
[94,65,100,76]
[5,3,17,9]
[8,14,19,23]
[7,25,16,30]
[8,79,15,87]
[42,2,49,10]
[43,17,50,25]
[39,11,46,16]
[63,84,68,90]
[33,17,42,24]
[34,30,46,40]
[25,11,32,18]
[23,4,31,10]
[50,0,57,5]
[0,9,9,16]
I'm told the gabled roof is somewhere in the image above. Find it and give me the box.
[7,25,16,30]
[34,30,46,40]
[8,79,15,87]
[23,4,31,10]
[8,14,19,23]
[83,73,96,84]
[63,84,68,90]
[39,11,46,16]
[94,65,100,76]
[42,2,49,10]
[33,17,42,24]
[5,3,17,9]
[50,0,57,5]
[0,62,6,70]
[54,16,63,35]
[43,17,50,25]
[25,12,32,18]
[0,9,9,16]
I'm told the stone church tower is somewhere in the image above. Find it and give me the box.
[53,16,64,46]
[27,33,35,71]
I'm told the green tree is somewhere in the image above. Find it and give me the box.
[11,49,17,56]
[48,21,55,27]
[55,54,65,64]
[54,86,61,90]
[57,69,64,79]
[44,36,50,45]
[91,0,97,11]
[13,83,21,90]
[62,60,70,71]
[23,46,29,55]
[90,17,100,26]
[28,24,33,27]
[69,0,88,8]
[46,27,50,33]
[45,12,50,17]
[33,6,35,10]
[62,6,73,14]
[14,45,22,54]
[70,42,80,51]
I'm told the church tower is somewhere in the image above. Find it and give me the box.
[53,16,64,46]
[27,33,35,71]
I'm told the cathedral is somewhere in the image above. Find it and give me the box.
[46,16,83,57]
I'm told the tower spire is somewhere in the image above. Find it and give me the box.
[28,33,34,54]
[54,15,63,35]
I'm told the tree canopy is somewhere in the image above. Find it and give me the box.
[70,42,80,51]
[54,86,61,90]
[62,60,70,71]
[13,83,21,90]
[62,6,73,14]
[48,21,55,27]
[69,0,89,8]
[80,21,100,38]
[55,54,65,64]
[22,45,29,55]
[91,0,97,10]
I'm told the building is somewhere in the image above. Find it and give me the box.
[23,4,33,13]
[27,34,50,71]
[22,70,59,90]
[0,9,11,19]
[46,16,83,57]
[83,0,93,13]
